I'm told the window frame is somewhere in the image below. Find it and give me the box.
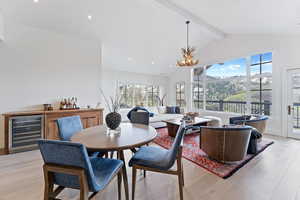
[249,54,272,115]
[176,82,186,107]
[192,52,272,116]
[118,81,160,108]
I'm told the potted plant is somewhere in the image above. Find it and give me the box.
[100,89,122,130]
[155,94,167,114]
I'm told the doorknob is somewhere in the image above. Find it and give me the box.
[288,105,292,115]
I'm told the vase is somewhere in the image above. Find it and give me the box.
[157,106,166,114]
[105,112,121,130]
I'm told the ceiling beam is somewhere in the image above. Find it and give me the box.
[154,0,226,39]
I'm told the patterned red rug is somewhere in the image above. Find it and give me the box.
[154,128,274,179]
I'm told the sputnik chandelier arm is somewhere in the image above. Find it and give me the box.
[177,20,199,67]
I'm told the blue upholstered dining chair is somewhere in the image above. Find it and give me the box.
[129,111,150,125]
[128,111,150,177]
[129,123,186,200]
[38,140,126,200]
[56,116,107,158]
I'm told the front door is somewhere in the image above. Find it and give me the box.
[287,69,300,139]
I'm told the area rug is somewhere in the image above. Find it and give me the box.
[153,128,274,179]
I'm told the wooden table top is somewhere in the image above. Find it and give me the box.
[71,123,157,151]
[163,117,212,126]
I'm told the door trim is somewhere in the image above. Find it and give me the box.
[286,68,300,139]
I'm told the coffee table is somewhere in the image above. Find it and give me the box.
[163,117,212,137]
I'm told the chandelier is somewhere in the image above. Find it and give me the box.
[177,21,199,67]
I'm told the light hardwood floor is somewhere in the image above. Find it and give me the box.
[0,135,300,200]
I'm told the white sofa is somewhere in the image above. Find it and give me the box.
[119,107,183,128]
[119,107,223,129]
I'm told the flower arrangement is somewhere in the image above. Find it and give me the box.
[186,112,199,119]
[155,94,167,106]
[100,88,122,113]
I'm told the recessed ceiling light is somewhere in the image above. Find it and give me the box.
[88,15,92,21]
[151,61,155,65]
[128,57,133,61]
[33,0,39,3]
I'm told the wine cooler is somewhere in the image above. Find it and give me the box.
[9,115,43,153]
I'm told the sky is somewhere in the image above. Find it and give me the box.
[205,52,272,78]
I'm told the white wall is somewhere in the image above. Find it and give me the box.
[168,35,300,137]
[0,22,102,148]
[101,69,169,113]
[0,10,4,41]
[168,69,193,110]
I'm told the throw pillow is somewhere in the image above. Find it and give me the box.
[175,106,181,114]
[166,106,176,114]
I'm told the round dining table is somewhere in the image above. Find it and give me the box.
[71,122,157,200]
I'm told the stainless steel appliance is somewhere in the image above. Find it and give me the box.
[9,115,43,153]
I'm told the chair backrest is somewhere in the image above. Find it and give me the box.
[130,111,150,125]
[57,116,83,141]
[200,126,252,162]
[245,116,268,134]
[230,115,268,134]
[163,124,186,169]
[38,140,98,191]
[229,115,251,124]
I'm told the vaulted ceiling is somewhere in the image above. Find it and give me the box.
[0,0,299,75]
[172,0,300,35]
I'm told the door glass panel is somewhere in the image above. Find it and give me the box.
[292,74,300,135]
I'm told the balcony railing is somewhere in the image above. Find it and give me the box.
[193,100,272,115]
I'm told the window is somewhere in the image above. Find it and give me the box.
[250,52,272,115]
[193,68,204,109]
[193,52,272,115]
[176,82,186,107]
[206,58,247,113]
[147,85,160,107]
[119,83,159,108]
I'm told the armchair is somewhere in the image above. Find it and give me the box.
[200,126,252,162]
[229,115,268,134]
[230,115,269,154]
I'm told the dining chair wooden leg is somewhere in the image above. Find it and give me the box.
[118,171,122,200]
[177,150,184,200]
[132,167,137,200]
[181,163,184,186]
[43,166,54,200]
[119,150,129,200]
[79,169,89,200]
[177,172,184,200]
